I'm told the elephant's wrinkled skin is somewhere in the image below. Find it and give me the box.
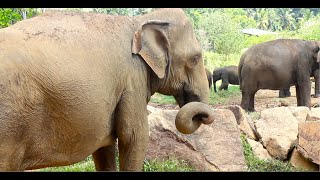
[212,66,239,92]
[0,9,213,171]
[239,39,320,111]
[205,68,213,89]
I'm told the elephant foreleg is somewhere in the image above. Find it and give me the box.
[115,97,149,171]
[241,90,257,112]
[296,80,311,108]
[279,88,291,98]
[92,144,117,171]
[314,71,320,97]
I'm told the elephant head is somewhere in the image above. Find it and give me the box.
[132,9,214,134]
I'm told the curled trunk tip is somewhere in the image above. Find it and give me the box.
[175,102,215,134]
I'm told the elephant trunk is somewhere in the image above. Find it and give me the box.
[175,102,215,134]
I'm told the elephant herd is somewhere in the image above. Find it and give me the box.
[0,8,319,171]
[207,39,320,112]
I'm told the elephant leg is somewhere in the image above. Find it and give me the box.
[115,98,149,171]
[279,89,286,98]
[279,88,291,98]
[92,144,117,171]
[219,82,229,91]
[241,90,256,112]
[295,81,311,108]
[314,71,320,97]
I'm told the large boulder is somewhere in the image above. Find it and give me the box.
[246,138,273,160]
[255,107,299,160]
[288,107,310,123]
[289,148,319,171]
[226,105,258,140]
[297,121,320,165]
[306,108,320,121]
[146,108,246,171]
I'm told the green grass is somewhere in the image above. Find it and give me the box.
[208,85,241,105]
[150,93,176,104]
[149,85,241,106]
[240,135,305,172]
[40,156,194,172]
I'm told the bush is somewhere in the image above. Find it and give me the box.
[243,34,278,49]
[203,51,242,71]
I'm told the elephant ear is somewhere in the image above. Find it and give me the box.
[132,20,171,79]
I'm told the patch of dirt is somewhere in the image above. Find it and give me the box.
[148,83,320,113]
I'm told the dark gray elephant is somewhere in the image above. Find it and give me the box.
[279,68,320,98]
[205,68,213,89]
[212,65,239,92]
[239,39,320,112]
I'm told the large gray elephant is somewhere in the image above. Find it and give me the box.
[239,39,320,112]
[0,9,215,171]
[212,65,239,92]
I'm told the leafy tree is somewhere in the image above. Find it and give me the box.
[0,8,22,28]
[198,10,245,54]
[0,8,39,28]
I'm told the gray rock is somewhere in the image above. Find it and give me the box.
[255,107,299,160]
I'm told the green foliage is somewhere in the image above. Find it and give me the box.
[0,8,22,28]
[295,16,320,40]
[204,51,241,71]
[199,10,246,54]
[92,8,151,16]
[0,8,39,28]
[243,34,278,49]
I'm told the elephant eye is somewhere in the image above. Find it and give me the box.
[191,55,200,66]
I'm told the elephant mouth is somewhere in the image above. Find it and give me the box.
[174,85,202,108]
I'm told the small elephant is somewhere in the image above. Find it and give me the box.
[212,65,239,92]
[239,39,320,111]
[279,68,320,98]
[0,9,214,171]
[205,68,213,89]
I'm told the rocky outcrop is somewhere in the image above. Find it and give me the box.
[289,148,318,171]
[146,108,246,171]
[288,106,309,123]
[226,105,258,140]
[255,107,299,160]
[297,121,320,165]
[306,108,320,121]
[246,138,273,160]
